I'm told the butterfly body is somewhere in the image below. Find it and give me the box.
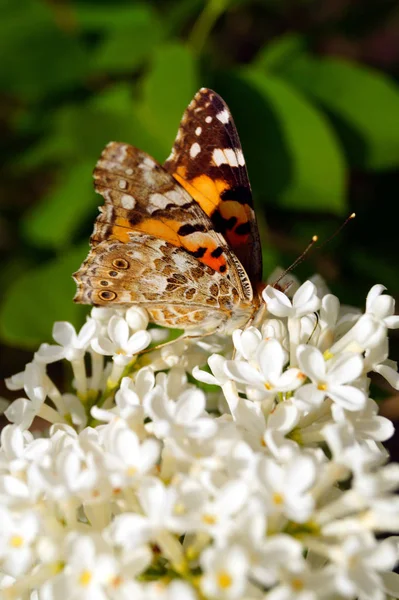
[74,89,263,334]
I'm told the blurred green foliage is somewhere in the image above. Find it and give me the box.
[1,0,399,349]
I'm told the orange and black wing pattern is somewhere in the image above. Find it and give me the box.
[164,88,262,287]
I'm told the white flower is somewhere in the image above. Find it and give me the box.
[250,534,304,588]
[224,338,304,398]
[145,385,217,440]
[1,277,399,600]
[102,422,160,488]
[145,580,198,600]
[257,454,317,523]
[366,285,399,329]
[231,327,262,360]
[92,315,151,365]
[364,338,399,390]
[331,285,399,355]
[125,306,149,331]
[192,353,230,386]
[295,345,366,411]
[0,507,39,577]
[331,534,397,600]
[110,479,190,548]
[35,319,97,363]
[263,281,321,318]
[200,545,249,600]
[5,361,49,402]
[58,534,119,600]
[331,397,394,443]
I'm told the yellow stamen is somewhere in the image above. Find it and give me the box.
[323,350,334,360]
[217,570,233,589]
[272,492,284,505]
[317,383,327,391]
[9,535,24,548]
[265,382,273,390]
[79,570,92,587]
[291,577,304,591]
[174,503,186,515]
[127,466,137,476]
[202,513,217,525]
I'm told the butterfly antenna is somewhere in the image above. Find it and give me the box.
[272,235,319,289]
[315,212,356,249]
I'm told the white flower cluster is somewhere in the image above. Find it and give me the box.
[1,280,399,600]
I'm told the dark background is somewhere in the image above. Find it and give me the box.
[0,0,398,427]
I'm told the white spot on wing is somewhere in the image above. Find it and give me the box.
[148,188,188,212]
[205,116,212,123]
[236,149,245,166]
[212,148,243,168]
[125,168,133,176]
[216,109,230,124]
[139,157,156,170]
[195,127,202,136]
[119,179,127,190]
[212,148,226,166]
[165,189,188,205]
[224,148,239,167]
[121,194,136,209]
[190,142,201,158]
[149,193,169,210]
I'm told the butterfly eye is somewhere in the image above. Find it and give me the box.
[99,290,117,301]
[112,258,130,270]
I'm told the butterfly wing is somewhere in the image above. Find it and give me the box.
[74,141,253,307]
[74,234,253,332]
[164,87,262,287]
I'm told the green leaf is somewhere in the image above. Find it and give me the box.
[16,85,164,170]
[255,34,306,73]
[280,56,399,170]
[217,70,346,214]
[22,162,96,249]
[138,43,199,159]
[0,0,88,100]
[75,3,153,31]
[0,245,89,349]
[91,9,162,74]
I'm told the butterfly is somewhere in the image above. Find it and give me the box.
[73,88,264,335]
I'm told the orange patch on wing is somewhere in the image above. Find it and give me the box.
[133,219,182,245]
[112,214,228,274]
[110,217,133,242]
[219,201,251,246]
[183,232,228,272]
[173,167,228,217]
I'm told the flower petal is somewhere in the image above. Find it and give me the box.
[257,339,285,381]
[224,360,264,388]
[108,316,129,347]
[327,353,363,385]
[52,322,77,347]
[263,286,293,317]
[328,385,366,411]
[297,345,326,382]
[126,330,151,355]
[366,284,386,312]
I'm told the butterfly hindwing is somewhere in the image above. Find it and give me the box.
[74,233,253,331]
[74,141,253,305]
[164,87,262,287]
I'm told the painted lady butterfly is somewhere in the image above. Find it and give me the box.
[73,88,264,334]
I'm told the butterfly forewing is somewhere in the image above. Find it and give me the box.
[74,89,262,333]
[164,87,262,287]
